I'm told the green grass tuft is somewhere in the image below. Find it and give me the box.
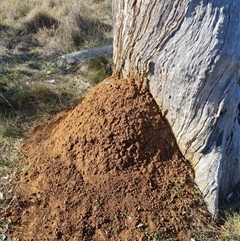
[84,55,113,85]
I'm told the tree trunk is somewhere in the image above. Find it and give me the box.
[112,0,240,217]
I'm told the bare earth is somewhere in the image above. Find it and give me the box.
[5,78,215,240]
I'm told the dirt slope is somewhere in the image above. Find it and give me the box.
[6,78,215,240]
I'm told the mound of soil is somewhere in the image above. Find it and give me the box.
[6,78,215,240]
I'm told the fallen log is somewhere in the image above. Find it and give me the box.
[61,45,113,64]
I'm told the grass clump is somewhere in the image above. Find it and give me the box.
[0,116,24,138]
[84,55,113,85]
[0,0,112,55]
[221,212,240,240]
[145,230,174,241]
[0,81,79,120]
[23,11,59,34]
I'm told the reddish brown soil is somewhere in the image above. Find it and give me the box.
[5,78,215,240]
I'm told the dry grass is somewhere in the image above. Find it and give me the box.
[0,2,112,234]
[0,0,112,55]
[220,212,240,240]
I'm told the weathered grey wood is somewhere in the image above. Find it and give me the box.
[61,45,113,64]
[113,0,240,217]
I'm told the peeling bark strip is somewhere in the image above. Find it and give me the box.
[113,0,240,216]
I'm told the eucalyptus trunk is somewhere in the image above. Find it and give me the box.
[112,0,240,216]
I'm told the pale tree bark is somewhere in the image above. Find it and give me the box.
[113,0,240,217]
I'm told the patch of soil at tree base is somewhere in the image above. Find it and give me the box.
[6,78,216,240]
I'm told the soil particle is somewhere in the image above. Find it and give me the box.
[5,77,215,240]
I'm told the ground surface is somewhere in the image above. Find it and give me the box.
[4,78,216,241]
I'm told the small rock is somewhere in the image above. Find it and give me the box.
[0,192,5,201]
[2,174,9,180]
[45,79,56,84]
[227,192,233,201]
[136,223,144,228]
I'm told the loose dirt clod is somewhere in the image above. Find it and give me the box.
[5,78,216,240]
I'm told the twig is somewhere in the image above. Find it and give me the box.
[7,195,16,209]
[0,93,17,115]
